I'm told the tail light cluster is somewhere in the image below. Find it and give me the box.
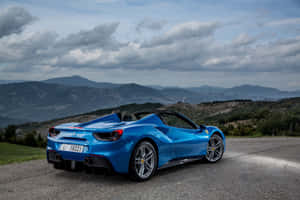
[93,129,123,141]
[48,127,60,137]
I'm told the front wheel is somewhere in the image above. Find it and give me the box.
[205,134,224,163]
[129,141,158,181]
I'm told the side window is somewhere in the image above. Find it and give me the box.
[160,114,195,129]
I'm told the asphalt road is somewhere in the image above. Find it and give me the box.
[1,137,300,200]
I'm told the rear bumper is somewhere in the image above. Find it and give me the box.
[47,150,112,170]
[47,137,134,173]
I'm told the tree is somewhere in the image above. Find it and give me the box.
[37,133,46,147]
[4,125,17,143]
[0,129,3,142]
[24,132,37,147]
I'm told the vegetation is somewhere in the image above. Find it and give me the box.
[0,142,45,165]
[0,126,47,148]
[168,98,300,137]
[4,125,17,143]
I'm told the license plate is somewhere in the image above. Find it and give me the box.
[59,144,84,153]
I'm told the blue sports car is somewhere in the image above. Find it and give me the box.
[47,110,225,181]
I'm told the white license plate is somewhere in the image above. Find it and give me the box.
[59,144,84,153]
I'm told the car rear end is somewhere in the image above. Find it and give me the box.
[47,126,131,173]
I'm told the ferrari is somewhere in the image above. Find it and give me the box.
[47,110,225,181]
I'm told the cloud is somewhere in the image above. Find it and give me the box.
[57,22,120,50]
[125,0,152,6]
[136,18,167,32]
[54,35,215,71]
[232,33,256,46]
[0,6,37,38]
[0,19,121,72]
[1,7,300,77]
[265,18,300,26]
[141,21,220,47]
[95,0,117,3]
[0,31,57,63]
[202,36,300,72]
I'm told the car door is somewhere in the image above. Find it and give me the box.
[159,113,208,158]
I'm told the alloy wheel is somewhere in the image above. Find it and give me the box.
[134,143,155,179]
[206,134,224,162]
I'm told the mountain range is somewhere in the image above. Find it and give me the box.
[14,98,300,138]
[0,75,299,127]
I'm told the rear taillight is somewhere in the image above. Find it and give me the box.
[93,129,123,141]
[48,127,60,137]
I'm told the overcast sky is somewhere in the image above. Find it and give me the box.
[0,0,300,90]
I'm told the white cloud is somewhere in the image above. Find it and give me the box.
[136,18,167,32]
[1,7,300,82]
[0,6,37,38]
[57,22,120,50]
[95,0,117,3]
[0,31,57,64]
[232,33,256,46]
[142,21,220,47]
[266,18,300,26]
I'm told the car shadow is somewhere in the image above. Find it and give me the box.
[53,158,227,184]
[156,159,209,176]
[54,168,133,184]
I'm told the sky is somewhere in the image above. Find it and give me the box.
[0,0,300,90]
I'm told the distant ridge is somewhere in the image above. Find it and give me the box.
[0,75,300,127]
[15,97,300,138]
[43,75,121,88]
[0,81,170,127]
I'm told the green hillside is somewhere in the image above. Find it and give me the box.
[166,98,300,136]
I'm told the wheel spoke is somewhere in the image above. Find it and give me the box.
[138,164,145,176]
[141,147,146,157]
[145,151,153,161]
[209,151,215,160]
[215,141,221,147]
[144,161,152,170]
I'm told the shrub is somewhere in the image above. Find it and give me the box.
[0,129,3,141]
[37,134,46,147]
[254,109,270,120]
[258,112,300,136]
[24,132,38,147]
[4,125,17,143]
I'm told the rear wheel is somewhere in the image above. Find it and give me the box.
[205,134,224,163]
[129,141,158,181]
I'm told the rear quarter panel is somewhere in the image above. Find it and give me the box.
[123,124,175,168]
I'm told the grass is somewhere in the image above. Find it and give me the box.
[0,142,45,165]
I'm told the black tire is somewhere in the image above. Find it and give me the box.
[129,141,158,181]
[204,134,224,163]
